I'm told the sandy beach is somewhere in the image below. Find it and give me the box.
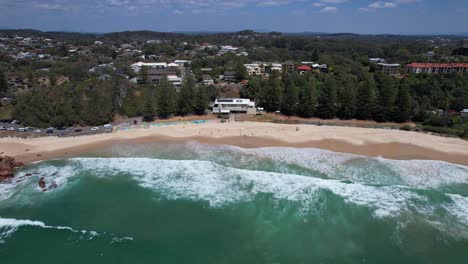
[1,121,468,165]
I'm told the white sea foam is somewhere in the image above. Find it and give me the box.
[0,217,99,243]
[55,158,439,218]
[184,142,468,189]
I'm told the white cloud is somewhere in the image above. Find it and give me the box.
[312,2,325,7]
[359,0,420,12]
[368,2,397,9]
[320,6,338,13]
[172,9,184,15]
[319,0,348,3]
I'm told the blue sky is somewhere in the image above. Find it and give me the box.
[0,0,467,34]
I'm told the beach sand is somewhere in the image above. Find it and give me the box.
[1,121,468,165]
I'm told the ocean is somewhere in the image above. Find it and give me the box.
[1,141,468,263]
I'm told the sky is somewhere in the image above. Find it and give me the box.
[0,0,467,34]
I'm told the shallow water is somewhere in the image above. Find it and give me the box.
[1,141,468,263]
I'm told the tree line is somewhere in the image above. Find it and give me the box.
[12,74,214,128]
[241,71,467,126]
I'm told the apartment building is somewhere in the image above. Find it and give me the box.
[406,63,468,74]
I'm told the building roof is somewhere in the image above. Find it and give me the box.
[406,63,468,68]
[297,65,312,71]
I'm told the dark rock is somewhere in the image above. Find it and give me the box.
[38,177,46,189]
[25,173,32,177]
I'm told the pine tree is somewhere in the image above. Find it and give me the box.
[157,77,176,118]
[259,76,282,112]
[193,85,209,115]
[240,77,260,100]
[177,74,195,116]
[296,80,317,118]
[0,70,7,97]
[374,73,396,122]
[142,88,156,122]
[316,77,338,119]
[356,78,378,120]
[281,78,299,116]
[394,83,411,123]
[312,49,319,62]
[337,84,356,120]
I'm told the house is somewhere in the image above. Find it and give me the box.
[369,58,386,63]
[210,98,257,115]
[283,61,295,73]
[131,62,168,73]
[461,109,468,120]
[378,63,401,75]
[97,74,112,81]
[297,65,312,75]
[312,64,328,73]
[223,71,238,82]
[406,63,468,74]
[202,75,214,85]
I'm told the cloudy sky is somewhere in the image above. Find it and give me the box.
[0,0,467,34]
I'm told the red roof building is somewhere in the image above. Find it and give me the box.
[297,65,312,72]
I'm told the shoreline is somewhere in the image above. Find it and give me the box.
[1,121,468,166]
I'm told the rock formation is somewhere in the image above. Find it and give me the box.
[0,156,24,182]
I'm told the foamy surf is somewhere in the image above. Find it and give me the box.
[0,217,100,243]
[4,156,467,239]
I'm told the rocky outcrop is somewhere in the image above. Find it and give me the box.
[0,156,24,182]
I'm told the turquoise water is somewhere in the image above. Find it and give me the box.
[1,141,468,263]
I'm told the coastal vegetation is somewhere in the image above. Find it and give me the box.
[0,30,466,137]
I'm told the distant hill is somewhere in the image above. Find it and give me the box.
[0,29,466,42]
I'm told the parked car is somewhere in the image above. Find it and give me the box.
[90,127,100,131]
[47,127,54,134]
[74,128,83,133]
[11,120,18,124]
[33,129,42,133]
[17,128,25,132]
[7,127,15,131]
[103,124,113,129]
[0,126,6,130]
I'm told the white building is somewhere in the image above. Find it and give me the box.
[211,98,257,114]
[167,75,182,88]
[244,62,282,77]
[131,62,167,73]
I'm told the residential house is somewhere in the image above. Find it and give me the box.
[406,63,468,74]
[202,75,214,85]
[378,63,401,75]
[223,71,238,82]
[131,62,167,73]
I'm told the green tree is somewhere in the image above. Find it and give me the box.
[374,73,396,122]
[142,88,156,122]
[240,77,261,100]
[356,78,378,120]
[316,78,338,119]
[235,63,248,81]
[337,84,356,120]
[0,70,7,97]
[281,78,299,116]
[157,77,176,118]
[177,74,195,116]
[312,49,319,62]
[193,85,209,115]
[296,80,317,118]
[394,83,411,123]
[259,75,282,112]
